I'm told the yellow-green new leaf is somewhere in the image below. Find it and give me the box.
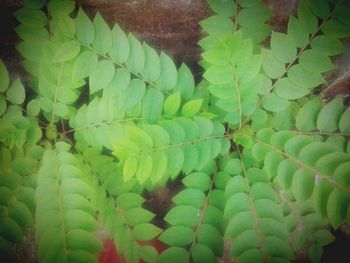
[164,92,181,116]
[123,156,138,181]
[181,99,203,118]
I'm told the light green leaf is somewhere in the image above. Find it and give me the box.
[182,172,210,192]
[123,156,138,181]
[47,0,75,17]
[140,246,158,263]
[136,155,153,184]
[197,224,223,256]
[261,48,285,79]
[174,64,195,101]
[159,247,189,263]
[119,79,146,110]
[204,65,233,85]
[236,55,262,83]
[263,93,290,112]
[75,8,95,46]
[126,33,145,73]
[7,79,25,105]
[167,148,184,179]
[142,89,164,123]
[164,205,199,227]
[0,59,9,92]
[238,6,271,27]
[295,98,321,131]
[299,49,334,73]
[92,13,112,54]
[207,0,236,17]
[72,51,98,82]
[231,229,260,256]
[126,207,155,227]
[181,99,203,118]
[58,16,75,38]
[313,179,333,217]
[157,52,177,91]
[133,223,162,241]
[110,24,130,63]
[159,226,194,246]
[313,229,335,246]
[52,40,80,63]
[14,8,47,28]
[288,65,326,89]
[117,192,144,210]
[317,96,344,132]
[164,92,181,116]
[275,78,309,100]
[271,32,297,63]
[141,43,161,82]
[173,188,206,208]
[89,60,115,95]
[200,15,234,37]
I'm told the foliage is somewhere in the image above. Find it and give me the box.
[0,0,350,262]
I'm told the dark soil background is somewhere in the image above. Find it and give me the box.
[0,0,349,262]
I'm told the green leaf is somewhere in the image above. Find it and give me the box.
[287,16,309,48]
[110,24,130,63]
[23,0,45,9]
[207,0,236,17]
[311,35,345,56]
[288,65,326,89]
[159,247,189,263]
[52,40,80,63]
[238,6,271,27]
[0,59,9,92]
[181,99,203,118]
[141,43,161,82]
[292,168,315,202]
[317,96,344,132]
[322,19,350,39]
[89,60,115,95]
[197,224,223,256]
[237,249,264,263]
[164,92,181,116]
[231,229,260,256]
[271,32,297,63]
[204,65,233,85]
[0,97,6,116]
[159,226,194,246]
[92,13,112,54]
[236,54,262,83]
[47,0,75,17]
[66,229,102,252]
[58,16,75,38]
[313,229,335,246]
[295,98,321,131]
[308,245,322,263]
[339,107,350,134]
[75,8,95,46]
[165,205,199,227]
[133,223,162,241]
[313,179,333,217]
[14,8,47,28]
[261,48,285,79]
[191,243,216,263]
[299,49,333,73]
[327,189,348,229]
[142,89,164,123]
[263,93,290,112]
[157,52,178,91]
[136,155,153,184]
[0,217,23,243]
[7,79,25,105]
[298,1,318,34]
[173,188,206,208]
[126,208,155,227]
[72,51,98,82]
[174,64,195,101]
[126,33,145,73]
[275,78,309,100]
